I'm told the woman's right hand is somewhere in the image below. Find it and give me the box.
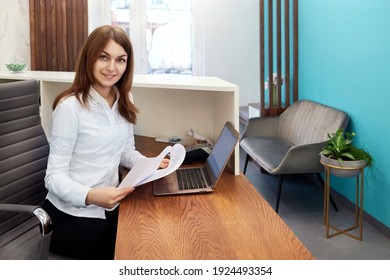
[85,186,135,209]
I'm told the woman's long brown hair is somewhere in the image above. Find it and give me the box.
[53,25,139,124]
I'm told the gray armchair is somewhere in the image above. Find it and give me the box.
[240,100,349,213]
[0,80,52,259]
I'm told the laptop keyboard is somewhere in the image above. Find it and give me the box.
[177,168,207,190]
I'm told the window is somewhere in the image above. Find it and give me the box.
[111,0,195,75]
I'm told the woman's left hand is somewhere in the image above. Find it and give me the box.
[159,158,169,169]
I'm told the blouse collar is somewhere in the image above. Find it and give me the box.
[89,86,119,109]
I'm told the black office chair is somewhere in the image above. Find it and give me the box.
[0,80,52,259]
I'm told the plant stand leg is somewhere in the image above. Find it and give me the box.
[324,167,364,241]
[316,173,338,212]
[324,166,330,233]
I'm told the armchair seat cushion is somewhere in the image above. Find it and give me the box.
[241,136,293,173]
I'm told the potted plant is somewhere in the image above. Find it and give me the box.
[319,129,373,177]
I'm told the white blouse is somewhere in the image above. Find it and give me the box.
[44,87,143,219]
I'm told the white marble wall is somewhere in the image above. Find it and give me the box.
[0,0,30,72]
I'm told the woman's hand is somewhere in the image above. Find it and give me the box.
[85,186,135,209]
[86,158,169,208]
[159,158,170,169]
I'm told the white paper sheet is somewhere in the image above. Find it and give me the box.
[118,143,186,188]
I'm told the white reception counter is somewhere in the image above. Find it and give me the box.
[0,71,239,174]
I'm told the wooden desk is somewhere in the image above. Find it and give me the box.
[114,136,314,260]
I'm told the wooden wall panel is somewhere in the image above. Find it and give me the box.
[29,0,88,71]
[284,0,290,108]
[260,0,298,117]
[293,0,298,102]
[267,0,273,116]
[259,0,265,117]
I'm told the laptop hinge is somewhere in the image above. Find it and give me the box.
[202,166,213,187]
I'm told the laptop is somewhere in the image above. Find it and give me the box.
[153,121,240,195]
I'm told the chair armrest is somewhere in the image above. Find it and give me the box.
[272,142,327,174]
[0,204,52,236]
[241,116,280,139]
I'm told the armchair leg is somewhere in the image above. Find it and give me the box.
[243,154,250,174]
[315,173,338,212]
[275,175,283,213]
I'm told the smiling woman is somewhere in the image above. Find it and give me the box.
[92,40,128,106]
[53,25,137,123]
[42,25,169,260]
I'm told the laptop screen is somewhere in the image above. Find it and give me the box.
[204,122,239,186]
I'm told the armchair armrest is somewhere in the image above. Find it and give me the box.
[0,204,52,236]
[272,142,327,174]
[241,116,280,139]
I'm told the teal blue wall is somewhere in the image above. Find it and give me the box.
[299,0,390,227]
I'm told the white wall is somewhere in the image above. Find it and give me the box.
[0,0,30,71]
[203,0,259,106]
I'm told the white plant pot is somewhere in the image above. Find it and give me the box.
[320,154,366,178]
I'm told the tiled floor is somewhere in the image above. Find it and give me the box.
[239,123,390,260]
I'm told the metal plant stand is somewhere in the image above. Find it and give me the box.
[321,161,364,241]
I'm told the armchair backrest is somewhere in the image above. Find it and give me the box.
[278,100,349,145]
[0,80,50,259]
